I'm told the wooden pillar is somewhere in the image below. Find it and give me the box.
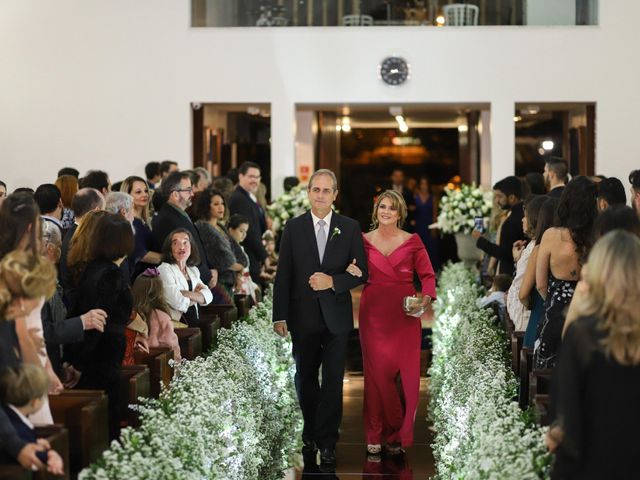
[317,112,341,192]
[192,105,204,168]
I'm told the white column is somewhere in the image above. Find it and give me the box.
[270,100,296,197]
[490,99,515,186]
[479,109,492,188]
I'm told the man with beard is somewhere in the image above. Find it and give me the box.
[472,176,526,277]
[151,171,216,287]
[544,157,568,198]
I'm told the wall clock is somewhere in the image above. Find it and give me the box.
[378,56,410,86]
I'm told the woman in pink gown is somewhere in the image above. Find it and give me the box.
[347,190,436,455]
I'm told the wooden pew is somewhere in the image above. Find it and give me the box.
[174,327,202,360]
[511,331,525,375]
[201,304,237,330]
[0,426,70,480]
[134,347,174,398]
[528,369,553,407]
[196,315,220,353]
[533,394,552,426]
[49,390,109,476]
[120,365,151,428]
[234,294,252,319]
[518,347,534,409]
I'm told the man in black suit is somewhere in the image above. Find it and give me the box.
[151,171,215,287]
[472,176,526,277]
[544,157,568,198]
[229,161,268,283]
[273,169,368,472]
[389,168,416,232]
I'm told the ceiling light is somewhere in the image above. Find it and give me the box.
[335,124,342,131]
[542,140,554,151]
[524,105,540,115]
[458,125,468,133]
[399,124,409,133]
[341,123,351,133]
[395,115,405,122]
[513,115,522,122]
[246,106,260,115]
[389,106,403,117]
[436,15,445,26]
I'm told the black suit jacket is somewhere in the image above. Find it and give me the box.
[476,201,526,277]
[228,186,268,282]
[548,185,565,198]
[59,223,77,293]
[0,407,48,465]
[273,211,368,336]
[151,203,212,285]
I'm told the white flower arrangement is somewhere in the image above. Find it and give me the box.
[80,291,302,480]
[267,186,310,233]
[429,263,550,479]
[435,184,493,235]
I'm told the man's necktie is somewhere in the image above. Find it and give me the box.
[317,219,327,263]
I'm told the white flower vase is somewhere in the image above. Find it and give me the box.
[454,233,483,269]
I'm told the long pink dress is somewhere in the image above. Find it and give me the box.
[359,234,436,447]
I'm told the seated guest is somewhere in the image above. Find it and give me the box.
[40,222,106,377]
[596,176,626,211]
[151,172,215,287]
[227,215,258,301]
[507,195,547,331]
[131,269,181,361]
[477,274,512,309]
[260,230,278,284]
[548,231,640,479]
[0,250,57,471]
[120,176,162,277]
[34,184,65,237]
[0,365,64,476]
[158,229,212,327]
[194,188,242,302]
[65,213,134,440]
[54,175,78,231]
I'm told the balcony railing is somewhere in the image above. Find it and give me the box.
[192,0,598,28]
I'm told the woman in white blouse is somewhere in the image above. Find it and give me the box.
[158,229,212,327]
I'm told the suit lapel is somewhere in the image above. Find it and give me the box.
[303,212,321,266]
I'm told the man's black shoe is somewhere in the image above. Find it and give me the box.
[302,441,318,467]
[319,447,336,472]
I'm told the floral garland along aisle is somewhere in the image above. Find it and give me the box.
[80,292,302,480]
[429,263,549,479]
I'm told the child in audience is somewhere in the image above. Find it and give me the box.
[477,274,513,309]
[0,364,64,475]
[131,268,181,362]
[228,215,259,303]
[260,230,278,284]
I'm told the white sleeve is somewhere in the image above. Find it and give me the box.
[158,263,190,313]
[190,267,213,306]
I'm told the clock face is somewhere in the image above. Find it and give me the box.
[379,56,410,86]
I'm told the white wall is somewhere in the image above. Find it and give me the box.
[1,1,637,197]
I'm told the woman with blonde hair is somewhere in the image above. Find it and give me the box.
[120,176,161,276]
[346,189,436,456]
[54,175,78,231]
[548,230,640,479]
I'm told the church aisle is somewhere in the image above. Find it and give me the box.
[297,375,436,479]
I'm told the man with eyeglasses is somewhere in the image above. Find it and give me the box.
[151,171,216,287]
[229,161,268,283]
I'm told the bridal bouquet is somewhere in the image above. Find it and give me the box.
[267,185,310,233]
[436,183,493,235]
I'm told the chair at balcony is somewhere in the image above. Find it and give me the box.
[272,16,288,26]
[342,14,374,26]
[443,4,479,26]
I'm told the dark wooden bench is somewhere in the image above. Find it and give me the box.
[533,394,552,426]
[134,347,174,398]
[511,331,525,375]
[518,347,534,409]
[201,304,237,330]
[194,315,220,353]
[529,369,553,407]
[233,294,252,318]
[174,327,202,360]
[120,365,151,428]
[0,425,70,480]
[49,390,109,476]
